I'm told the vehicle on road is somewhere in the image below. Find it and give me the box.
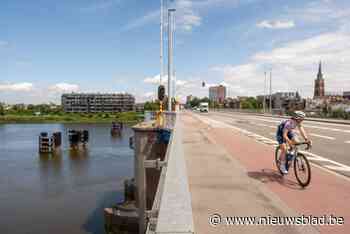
[199,102,209,112]
[275,142,312,187]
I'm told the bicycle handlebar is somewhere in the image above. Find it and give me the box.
[294,142,312,150]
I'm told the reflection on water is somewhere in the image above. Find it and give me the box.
[0,123,134,234]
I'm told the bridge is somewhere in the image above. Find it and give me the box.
[106,110,350,234]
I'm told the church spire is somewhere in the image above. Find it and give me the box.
[317,61,323,80]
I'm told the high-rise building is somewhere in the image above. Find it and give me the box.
[62,93,135,113]
[209,85,226,104]
[314,61,325,99]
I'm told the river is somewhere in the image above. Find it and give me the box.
[0,123,134,234]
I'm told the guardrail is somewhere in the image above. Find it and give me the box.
[146,112,194,234]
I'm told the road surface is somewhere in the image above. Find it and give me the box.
[201,111,350,178]
[185,111,350,234]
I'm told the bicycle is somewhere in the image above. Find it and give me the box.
[275,142,312,187]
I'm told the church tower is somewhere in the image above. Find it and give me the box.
[314,61,325,99]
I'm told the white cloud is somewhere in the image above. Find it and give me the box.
[134,91,156,103]
[257,20,295,29]
[122,10,160,31]
[143,74,189,88]
[144,74,163,85]
[144,92,155,98]
[0,82,33,92]
[176,80,188,87]
[253,31,350,66]
[286,1,350,25]
[123,0,260,33]
[211,28,350,98]
[175,0,202,32]
[48,83,80,93]
[80,0,121,13]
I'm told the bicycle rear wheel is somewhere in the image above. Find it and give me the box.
[275,146,283,174]
[294,153,311,187]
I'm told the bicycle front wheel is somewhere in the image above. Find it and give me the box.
[294,153,311,187]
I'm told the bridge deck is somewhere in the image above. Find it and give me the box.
[181,112,319,234]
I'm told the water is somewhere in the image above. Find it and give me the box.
[0,123,134,234]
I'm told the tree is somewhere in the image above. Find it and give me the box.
[200,97,210,103]
[0,103,4,116]
[189,97,201,107]
[240,97,259,109]
[144,101,160,111]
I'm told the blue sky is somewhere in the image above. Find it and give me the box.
[1,0,350,104]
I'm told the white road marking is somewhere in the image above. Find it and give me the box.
[309,133,336,140]
[307,157,332,162]
[324,165,350,172]
[345,141,350,144]
[248,117,350,134]
[299,151,350,171]
[194,113,350,178]
[214,112,350,131]
[309,163,350,183]
[234,113,350,127]
[255,123,275,128]
[305,124,350,133]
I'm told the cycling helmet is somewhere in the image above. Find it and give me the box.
[292,111,306,120]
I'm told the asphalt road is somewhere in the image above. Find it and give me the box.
[196,111,350,178]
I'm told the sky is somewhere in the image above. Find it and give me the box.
[1,0,350,104]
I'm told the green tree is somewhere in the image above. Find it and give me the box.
[144,101,160,111]
[189,97,201,107]
[240,97,258,109]
[200,97,210,103]
[0,103,4,116]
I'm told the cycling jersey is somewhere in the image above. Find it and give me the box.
[276,119,299,144]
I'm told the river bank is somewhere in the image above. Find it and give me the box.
[0,112,144,124]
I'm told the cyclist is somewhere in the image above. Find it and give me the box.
[276,111,312,174]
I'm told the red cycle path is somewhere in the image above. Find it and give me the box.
[204,122,350,234]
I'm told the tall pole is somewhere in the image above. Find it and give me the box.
[172,12,176,103]
[269,69,272,113]
[160,0,164,84]
[168,9,175,111]
[263,71,266,113]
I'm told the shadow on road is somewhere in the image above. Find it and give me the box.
[247,169,304,190]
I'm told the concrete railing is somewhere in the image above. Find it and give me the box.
[146,113,195,234]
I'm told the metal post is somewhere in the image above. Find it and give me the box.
[269,69,272,113]
[168,9,175,111]
[263,71,266,113]
[160,0,164,84]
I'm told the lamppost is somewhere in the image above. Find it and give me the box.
[160,0,164,84]
[269,68,272,113]
[167,8,175,111]
[263,71,266,113]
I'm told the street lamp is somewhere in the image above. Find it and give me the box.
[263,71,266,113]
[167,8,175,111]
[269,68,272,113]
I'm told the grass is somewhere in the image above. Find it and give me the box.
[0,112,144,124]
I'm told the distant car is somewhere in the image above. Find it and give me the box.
[199,102,209,112]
